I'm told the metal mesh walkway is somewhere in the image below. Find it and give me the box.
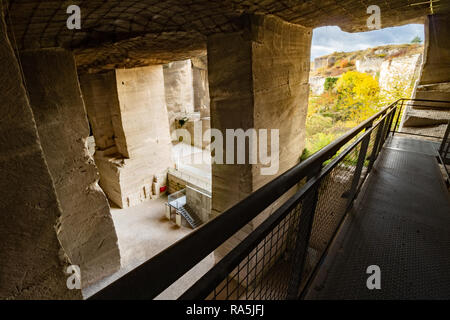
[306,136,450,300]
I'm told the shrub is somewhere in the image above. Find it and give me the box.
[324,77,338,91]
[411,36,422,44]
[340,59,349,68]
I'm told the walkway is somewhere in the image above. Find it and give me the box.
[306,136,450,299]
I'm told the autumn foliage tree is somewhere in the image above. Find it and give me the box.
[306,71,384,157]
[334,71,381,121]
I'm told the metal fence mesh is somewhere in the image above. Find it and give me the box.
[187,106,398,301]
[207,201,304,300]
[301,139,363,287]
[358,125,379,190]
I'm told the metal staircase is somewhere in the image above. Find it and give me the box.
[178,206,203,229]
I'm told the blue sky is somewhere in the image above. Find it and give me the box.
[311,24,424,61]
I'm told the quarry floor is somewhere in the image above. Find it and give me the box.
[82,197,215,299]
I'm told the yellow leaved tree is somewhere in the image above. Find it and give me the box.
[335,71,381,122]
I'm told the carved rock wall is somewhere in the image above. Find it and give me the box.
[20,48,121,288]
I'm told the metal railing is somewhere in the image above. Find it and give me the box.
[90,98,448,300]
[393,98,450,184]
[393,98,450,139]
[438,120,450,184]
[179,100,398,300]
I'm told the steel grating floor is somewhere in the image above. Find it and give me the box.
[305,136,450,300]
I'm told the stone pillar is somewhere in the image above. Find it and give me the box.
[192,56,211,118]
[209,14,311,215]
[402,14,450,133]
[0,11,80,299]
[20,48,121,288]
[80,66,173,208]
[208,14,311,260]
[417,14,450,86]
[163,60,195,137]
[79,71,119,150]
[115,66,172,158]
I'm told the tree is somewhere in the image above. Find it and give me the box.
[324,77,338,91]
[411,36,422,44]
[335,71,381,121]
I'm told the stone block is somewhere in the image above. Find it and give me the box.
[0,11,81,299]
[20,48,121,288]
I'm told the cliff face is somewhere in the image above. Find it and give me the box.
[310,44,423,95]
[379,54,422,91]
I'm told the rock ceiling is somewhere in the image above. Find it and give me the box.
[5,0,449,72]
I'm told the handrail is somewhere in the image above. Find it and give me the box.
[179,105,397,300]
[401,98,450,104]
[90,99,400,300]
[437,120,450,184]
[393,98,450,139]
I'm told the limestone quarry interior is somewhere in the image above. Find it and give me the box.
[1,0,450,301]
[16,25,430,300]
[86,24,429,299]
[80,56,214,298]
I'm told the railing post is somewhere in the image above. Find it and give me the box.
[286,164,322,300]
[439,120,450,156]
[444,140,450,163]
[346,123,372,209]
[392,100,404,136]
[387,106,396,137]
[368,115,386,172]
[381,110,393,144]
[442,124,450,163]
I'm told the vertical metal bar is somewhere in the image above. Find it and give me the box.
[382,110,394,143]
[368,116,386,172]
[444,134,450,162]
[381,107,395,146]
[346,124,372,209]
[439,120,450,155]
[286,164,322,300]
[387,106,396,137]
[392,100,404,136]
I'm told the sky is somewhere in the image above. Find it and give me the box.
[311,24,425,61]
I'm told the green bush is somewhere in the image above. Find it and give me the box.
[306,113,333,136]
[411,36,422,44]
[324,77,338,91]
[305,132,337,156]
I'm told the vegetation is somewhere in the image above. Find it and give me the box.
[335,71,381,122]
[411,36,422,44]
[311,44,423,78]
[324,77,338,91]
[304,69,417,159]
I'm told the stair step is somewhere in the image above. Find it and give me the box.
[400,123,448,138]
[415,91,450,106]
[177,206,203,229]
[413,82,450,109]
[403,108,450,127]
[417,82,450,92]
